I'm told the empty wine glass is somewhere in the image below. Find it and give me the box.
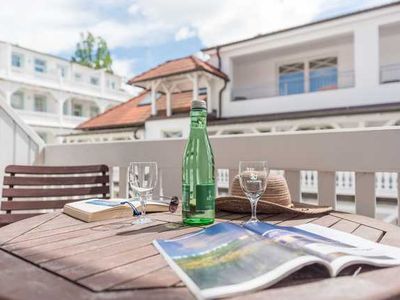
[128,162,158,224]
[239,161,269,223]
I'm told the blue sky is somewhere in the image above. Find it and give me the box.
[0,0,395,79]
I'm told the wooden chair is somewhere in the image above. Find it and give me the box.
[0,164,110,227]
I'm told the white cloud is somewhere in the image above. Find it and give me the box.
[0,0,394,56]
[0,0,94,53]
[129,0,395,47]
[113,58,136,78]
[175,26,196,41]
[131,0,326,47]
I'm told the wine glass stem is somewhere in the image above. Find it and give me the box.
[140,193,148,220]
[250,198,258,222]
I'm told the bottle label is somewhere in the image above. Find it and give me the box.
[195,183,215,211]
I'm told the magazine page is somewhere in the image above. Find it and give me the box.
[245,222,400,276]
[297,223,400,275]
[153,222,329,299]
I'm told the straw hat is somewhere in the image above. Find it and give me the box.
[216,175,332,214]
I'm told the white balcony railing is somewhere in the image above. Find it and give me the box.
[381,63,400,84]
[232,70,355,100]
[37,127,400,223]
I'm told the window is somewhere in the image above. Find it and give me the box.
[90,77,99,86]
[34,58,47,73]
[309,57,338,92]
[107,79,116,89]
[90,106,99,117]
[34,95,47,112]
[138,93,161,106]
[11,92,24,109]
[57,65,67,78]
[279,63,304,95]
[198,87,207,95]
[11,53,23,68]
[72,104,83,117]
[74,73,82,81]
[162,130,183,138]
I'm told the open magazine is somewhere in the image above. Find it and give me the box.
[153,222,400,299]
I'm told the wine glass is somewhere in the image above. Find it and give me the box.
[128,162,158,224]
[239,161,269,223]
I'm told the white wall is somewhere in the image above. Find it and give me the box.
[145,117,190,139]
[232,34,354,98]
[0,97,44,186]
[205,4,400,119]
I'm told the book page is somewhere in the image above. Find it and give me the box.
[154,222,328,299]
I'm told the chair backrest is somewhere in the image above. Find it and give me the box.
[0,164,110,226]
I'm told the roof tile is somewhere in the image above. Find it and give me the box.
[128,56,228,84]
[77,91,205,130]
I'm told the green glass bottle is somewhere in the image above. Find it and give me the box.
[182,99,215,226]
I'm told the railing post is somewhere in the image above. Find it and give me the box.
[318,171,336,209]
[162,167,181,198]
[228,169,238,194]
[398,173,400,225]
[285,170,301,203]
[355,172,376,218]
[118,166,128,198]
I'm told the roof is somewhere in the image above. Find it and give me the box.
[128,56,228,85]
[77,90,206,130]
[202,1,400,52]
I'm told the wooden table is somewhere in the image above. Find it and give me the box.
[1,211,400,300]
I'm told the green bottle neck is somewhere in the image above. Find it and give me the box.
[190,108,207,129]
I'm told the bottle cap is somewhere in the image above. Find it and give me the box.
[192,99,207,110]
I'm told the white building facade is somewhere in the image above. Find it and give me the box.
[200,3,400,134]
[0,42,132,143]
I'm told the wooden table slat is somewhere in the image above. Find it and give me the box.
[1,210,400,299]
[277,214,321,227]
[329,218,360,233]
[310,214,341,227]
[23,221,167,264]
[110,266,181,290]
[0,212,58,246]
[53,227,200,279]
[78,255,167,291]
[351,225,385,242]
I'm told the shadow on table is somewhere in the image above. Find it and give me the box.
[116,222,188,236]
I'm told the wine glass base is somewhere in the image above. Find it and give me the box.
[244,218,259,224]
[131,217,152,225]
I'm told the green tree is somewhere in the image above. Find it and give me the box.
[71,32,113,73]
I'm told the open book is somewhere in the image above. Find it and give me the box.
[154,222,400,299]
[63,198,169,222]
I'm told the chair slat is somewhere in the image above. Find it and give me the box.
[2,186,110,198]
[1,200,80,211]
[1,164,111,226]
[5,165,108,175]
[3,175,109,186]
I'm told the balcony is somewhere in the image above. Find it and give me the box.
[232,70,355,101]
[39,127,400,224]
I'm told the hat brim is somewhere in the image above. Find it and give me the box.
[216,196,332,215]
